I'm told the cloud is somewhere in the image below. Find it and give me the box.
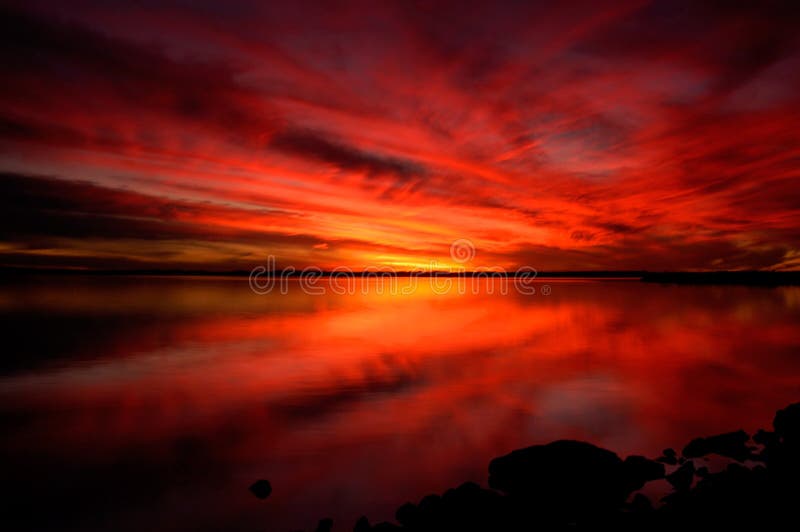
[0,172,262,241]
[0,3,278,149]
[269,128,428,181]
[0,1,798,270]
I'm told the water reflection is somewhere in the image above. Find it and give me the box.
[1,276,799,531]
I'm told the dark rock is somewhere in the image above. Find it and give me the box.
[455,481,481,492]
[353,516,370,532]
[488,440,629,519]
[622,455,665,491]
[315,518,333,532]
[438,481,505,529]
[666,460,695,491]
[371,522,400,531]
[656,448,678,465]
[248,479,272,500]
[629,493,653,512]
[766,403,800,483]
[753,429,777,446]
[774,402,800,443]
[417,494,441,515]
[395,502,418,527]
[682,430,752,461]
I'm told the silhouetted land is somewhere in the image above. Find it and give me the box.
[264,401,800,531]
[2,267,799,286]
[0,266,644,278]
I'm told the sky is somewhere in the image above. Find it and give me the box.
[0,0,799,271]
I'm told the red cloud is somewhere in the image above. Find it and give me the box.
[1,1,798,270]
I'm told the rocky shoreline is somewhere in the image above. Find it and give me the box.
[256,401,800,531]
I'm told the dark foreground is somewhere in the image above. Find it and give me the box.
[279,402,800,531]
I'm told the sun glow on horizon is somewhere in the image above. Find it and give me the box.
[0,1,799,271]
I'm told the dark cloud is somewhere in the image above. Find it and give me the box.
[0,114,125,150]
[270,373,417,424]
[570,231,595,242]
[0,172,444,269]
[598,222,639,235]
[576,0,800,100]
[0,4,276,146]
[0,172,312,244]
[269,128,427,180]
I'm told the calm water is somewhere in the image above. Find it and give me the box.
[2,276,800,531]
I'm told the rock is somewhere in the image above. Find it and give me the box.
[657,448,678,465]
[682,430,752,461]
[353,516,370,532]
[666,461,695,491]
[753,429,777,446]
[488,440,629,517]
[297,402,800,530]
[371,523,400,531]
[248,479,272,500]
[774,402,800,443]
[622,455,666,491]
[315,518,333,532]
[629,493,653,512]
[395,502,418,527]
[417,494,441,515]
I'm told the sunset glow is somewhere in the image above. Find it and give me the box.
[1,1,799,270]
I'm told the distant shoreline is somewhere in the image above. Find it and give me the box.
[0,267,645,278]
[1,267,799,286]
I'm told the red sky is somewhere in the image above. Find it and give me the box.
[1,0,799,271]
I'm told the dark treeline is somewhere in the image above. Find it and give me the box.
[0,266,643,278]
[268,401,800,531]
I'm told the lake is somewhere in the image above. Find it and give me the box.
[2,276,799,531]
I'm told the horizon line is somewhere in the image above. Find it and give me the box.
[1,266,799,285]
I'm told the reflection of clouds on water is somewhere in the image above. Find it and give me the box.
[3,277,800,532]
[781,287,800,309]
[531,376,641,452]
[269,373,419,425]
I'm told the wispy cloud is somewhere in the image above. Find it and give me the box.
[1,1,798,270]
